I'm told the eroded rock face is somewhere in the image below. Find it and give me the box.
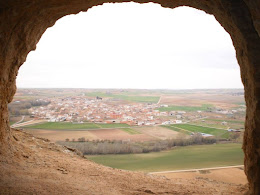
[0,0,259,194]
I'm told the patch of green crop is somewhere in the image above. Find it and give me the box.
[87,143,243,172]
[173,124,228,138]
[156,104,213,112]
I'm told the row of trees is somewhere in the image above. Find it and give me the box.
[58,134,217,155]
[8,100,50,116]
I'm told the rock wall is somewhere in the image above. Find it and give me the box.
[0,0,259,194]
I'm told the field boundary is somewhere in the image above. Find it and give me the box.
[148,165,244,174]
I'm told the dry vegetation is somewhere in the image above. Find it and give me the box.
[58,134,216,155]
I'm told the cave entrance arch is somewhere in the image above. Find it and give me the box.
[1,1,260,194]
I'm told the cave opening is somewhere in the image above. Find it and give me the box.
[12,1,246,184]
[1,1,260,194]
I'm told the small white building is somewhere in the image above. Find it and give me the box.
[162,121,171,125]
[175,120,182,124]
[160,104,169,107]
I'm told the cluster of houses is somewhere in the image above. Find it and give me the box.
[29,97,189,126]
[29,96,245,128]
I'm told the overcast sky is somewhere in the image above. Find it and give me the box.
[17,3,244,89]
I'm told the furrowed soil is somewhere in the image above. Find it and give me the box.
[24,129,99,142]
[0,129,248,195]
[89,129,156,142]
[136,126,184,140]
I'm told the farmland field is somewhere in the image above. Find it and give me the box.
[24,129,99,142]
[85,92,160,103]
[87,143,243,172]
[88,129,155,142]
[97,123,130,128]
[205,118,244,124]
[22,122,129,130]
[162,125,191,135]
[158,92,245,110]
[167,124,230,138]
[157,104,212,112]
[120,128,140,135]
[136,126,185,139]
[23,125,184,142]
[191,118,245,130]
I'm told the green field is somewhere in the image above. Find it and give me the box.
[85,92,159,103]
[22,122,129,130]
[157,104,212,112]
[120,128,140,134]
[191,119,245,130]
[189,121,226,129]
[172,124,230,138]
[87,143,243,172]
[96,123,130,128]
[205,118,244,124]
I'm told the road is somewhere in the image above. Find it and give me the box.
[157,96,162,104]
[11,116,25,127]
[11,119,47,128]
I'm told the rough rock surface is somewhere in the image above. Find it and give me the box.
[0,0,260,194]
[0,129,248,195]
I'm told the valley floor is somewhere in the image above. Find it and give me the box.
[0,129,248,195]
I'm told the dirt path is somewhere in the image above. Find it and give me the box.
[149,165,244,174]
[157,96,162,104]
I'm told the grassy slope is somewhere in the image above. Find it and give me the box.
[22,122,129,130]
[87,143,243,172]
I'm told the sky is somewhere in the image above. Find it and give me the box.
[16,3,244,89]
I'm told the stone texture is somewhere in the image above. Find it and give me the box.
[0,0,259,194]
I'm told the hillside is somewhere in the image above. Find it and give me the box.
[0,129,248,194]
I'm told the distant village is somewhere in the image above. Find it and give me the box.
[29,95,246,127]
